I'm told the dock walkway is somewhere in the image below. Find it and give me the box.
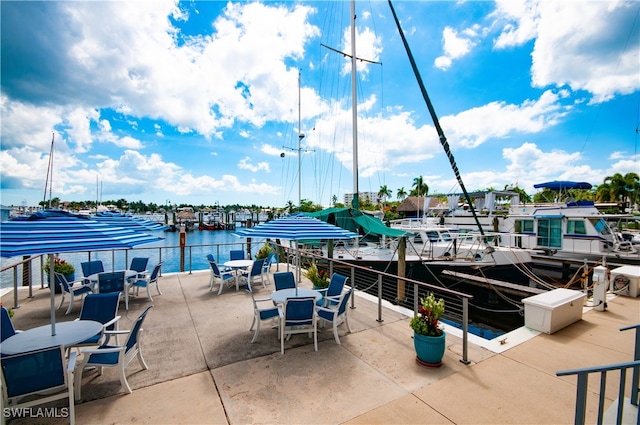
[2,266,638,424]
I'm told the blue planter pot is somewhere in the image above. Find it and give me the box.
[413,331,446,367]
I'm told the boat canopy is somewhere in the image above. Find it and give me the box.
[533,181,592,190]
[306,208,412,238]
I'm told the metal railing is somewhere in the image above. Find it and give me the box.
[556,323,640,425]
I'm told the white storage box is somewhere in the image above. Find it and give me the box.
[610,265,640,297]
[523,289,586,334]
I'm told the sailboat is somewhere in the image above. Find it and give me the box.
[307,1,533,287]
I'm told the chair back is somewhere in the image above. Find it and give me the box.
[130,257,149,274]
[79,293,120,330]
[274,272,296,290]
[206,254,215,263]
[337,289,352,315]
[97,271,125,293]
[1,346,67,398]
[249,258,265,277]
[283,297,316,327]
[262,253,276,272]
[229,250,244,261]
[54,272,72,292]
[209,261,223,277]
[148,263,162,282]
[81,260,104,277]
[125,306,153,353]
[327,273,349,298]
[1,307,17,342]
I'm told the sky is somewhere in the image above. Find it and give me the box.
[1,0,639,210]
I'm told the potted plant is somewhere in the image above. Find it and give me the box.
[410,292,446,367]
[43,256,75,294]
[255,242,274,260]
[304,261,329,289]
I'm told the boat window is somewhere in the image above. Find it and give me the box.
[566,220,586,235]
[591,218,612,235]
[515,219,534,233]
[425,231,440,242]
[537,218,562,248]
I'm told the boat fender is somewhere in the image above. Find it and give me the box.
[474,253,483,262]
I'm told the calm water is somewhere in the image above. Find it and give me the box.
[0,229,267,290]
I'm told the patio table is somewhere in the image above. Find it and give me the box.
[223,260,254,290]
[0,320,103,355]
[270,288,322,305]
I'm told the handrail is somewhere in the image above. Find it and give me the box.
[556,323,640,425]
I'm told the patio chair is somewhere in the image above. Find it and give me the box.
[1,345,77,425]
[1,306,20,343]
[261,252,278,285]
[126,263,162,308]
[56,272,94,315]
[229,249,245,261]
[80,260,104,284]
[75,306,153,399]
[316,288,353,345]
[273,271,296,291]
[208,261,235,295]
[240,258,266,289]
[70,293,122,349]
[246,280,280,343]
[129,257,149,279]
[317,273,349,307]
[97,271,127,309]
[279,297,318,354]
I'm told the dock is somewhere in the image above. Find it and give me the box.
[2,267,638,424]
[441,269,547,296]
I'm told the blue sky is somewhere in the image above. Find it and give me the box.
[1,0,639,209]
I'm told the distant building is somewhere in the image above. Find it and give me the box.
[344,192,379,206]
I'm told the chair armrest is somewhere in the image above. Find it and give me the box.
[102,315,121,329]
[103,329,130,337]
[80,346,124,355]
[316,288,328,296]
[67,351,78,372]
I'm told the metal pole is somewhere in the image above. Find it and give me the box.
[461,297,470,364]
[350,0,359,210]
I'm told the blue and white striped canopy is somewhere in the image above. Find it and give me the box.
[232,215,359,240]
[0,210,163,258]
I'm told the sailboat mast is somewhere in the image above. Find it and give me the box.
[298,70,304,207]
[43,133,54,208]
[350,0,359,210]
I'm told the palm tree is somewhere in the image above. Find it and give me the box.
[331,194,338,207]
[396,187,407,201]
[411,176,428,198]
[378,185,392,206]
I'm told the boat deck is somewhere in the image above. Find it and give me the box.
[2,265,638,424]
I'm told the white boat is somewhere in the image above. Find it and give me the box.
[436,182,639,264]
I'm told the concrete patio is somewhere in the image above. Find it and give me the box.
[2,265,638,424]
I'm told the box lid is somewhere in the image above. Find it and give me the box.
[522,288,586,308]
[611,265,640,278]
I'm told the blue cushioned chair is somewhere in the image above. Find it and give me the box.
[1,346,77,424]
[126,263,162,308]
[229,250,245,261]
[279,297,317,354]
[273,271,296,291]
[81,260,104,284]
[261,252,278,285]
[246,280,280,343]
[241,258,266,289]
[71,293,121,349]
[317,273,349,307]
[1,306,20,343]
[129,257,149,279]
[316,289,353,345]
[208,261,235,295]
[56,272,94,315]
[75,306,153,398]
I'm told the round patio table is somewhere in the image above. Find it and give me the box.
[223,260,254,290]
[270,288,322,304]
[0,320,103,355]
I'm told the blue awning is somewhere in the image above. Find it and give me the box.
[533,181,592,190]
[232,215,359,241]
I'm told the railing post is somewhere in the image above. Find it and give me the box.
[188,246,192,274]
[620,323,640,406]
[574,373,588,425]
[461,297,470,364]
[377,275,383,322]
[12,267,19,309]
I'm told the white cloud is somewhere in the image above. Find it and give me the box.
[435,26,477,71]
[238,157,271,173]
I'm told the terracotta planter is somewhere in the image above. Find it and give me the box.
[413,331,446,367]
